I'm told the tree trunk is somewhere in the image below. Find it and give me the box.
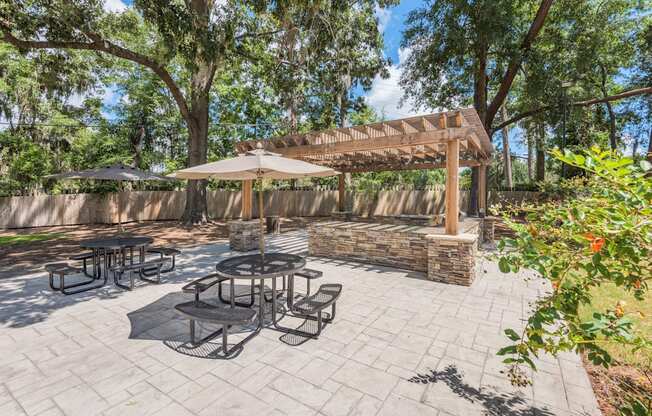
[536,122,545,181]
[647,127,652,163]
[500,105,513,189]
[130,125,145,169]
[181,115,209,224]
[527,129,533,181]
[181,69,212,224]
[469,42,488,216]
[605,101,617,150]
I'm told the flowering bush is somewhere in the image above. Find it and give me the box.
[494,147,651,413]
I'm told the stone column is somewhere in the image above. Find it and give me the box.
[426,233,478,286]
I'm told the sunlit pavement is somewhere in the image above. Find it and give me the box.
[0,231,600,416]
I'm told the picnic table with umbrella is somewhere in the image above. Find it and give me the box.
[168,143,338,256]
[168,144,338,356]
[44,164,175,290]
[46,163,173,232]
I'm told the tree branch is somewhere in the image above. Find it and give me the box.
[491,86,652,134]
[0,24,194,129]
[485,0,555,127]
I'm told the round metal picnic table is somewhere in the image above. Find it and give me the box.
[80,235,154,281]
[215,253,306,330]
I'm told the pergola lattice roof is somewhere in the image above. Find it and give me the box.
[236,108,493,173]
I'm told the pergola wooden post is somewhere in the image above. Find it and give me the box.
[337,173,345,211]
[478,163,487,215]
[241,179,253,220]
[445,140,460,235]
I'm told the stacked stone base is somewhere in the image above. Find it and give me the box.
[229,219,260,251]
[426,234,478,286]
[309,221,479,286]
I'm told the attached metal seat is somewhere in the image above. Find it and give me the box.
[291,283,342,337]
[144,247,180,274]
[44,262,105,295]
[175,300,257,358]
[111,259,166,290]
[69,252,98,277]
[182,273,228,301]
[294,268,323,296]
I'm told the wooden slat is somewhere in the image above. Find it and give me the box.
[438,114,447,129]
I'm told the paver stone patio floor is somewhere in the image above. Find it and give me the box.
[0,231,601,415]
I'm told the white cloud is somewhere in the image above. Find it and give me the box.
[364,47,435,120]
[104,0,127,13]
[374,5,391,34]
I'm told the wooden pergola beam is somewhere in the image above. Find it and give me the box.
[269,128,470,158]
[338,159,480,173]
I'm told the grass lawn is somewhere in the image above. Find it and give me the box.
[579,283,651,415]
[0,232,66,246]
[579,283,652,369]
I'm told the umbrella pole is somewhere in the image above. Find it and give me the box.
[118,182,124,233]
[258,178,265,257]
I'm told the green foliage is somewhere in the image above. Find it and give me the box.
[494,147,651,409]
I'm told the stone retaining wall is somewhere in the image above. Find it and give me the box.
[308,222,431,272]
[308,221,480,286]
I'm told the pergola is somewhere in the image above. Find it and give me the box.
[236,108,493,235]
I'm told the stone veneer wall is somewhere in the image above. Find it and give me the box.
[309,222,430,272]
[309,221,480,285]
[229,219,260,251]
[480,216,497,244]
[427,234,478,286]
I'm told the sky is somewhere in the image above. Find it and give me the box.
[363,1,428,120]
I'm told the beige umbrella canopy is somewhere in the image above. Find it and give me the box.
[169,144,338,255]
[46,163,173,231]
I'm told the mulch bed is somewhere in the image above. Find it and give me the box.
[0,218,318,278]
[582,353,652,415]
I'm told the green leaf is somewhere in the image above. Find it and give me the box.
[498,257,511,274]
[504,329,521,342]
[497,345,518,356]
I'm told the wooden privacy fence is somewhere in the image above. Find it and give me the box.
[0,189,540,229]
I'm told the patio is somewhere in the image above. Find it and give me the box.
[0,231,600,416]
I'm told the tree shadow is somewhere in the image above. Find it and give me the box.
[409,365,556,416]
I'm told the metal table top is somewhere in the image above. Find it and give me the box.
[80,235,154,249]
[215,253,306,280]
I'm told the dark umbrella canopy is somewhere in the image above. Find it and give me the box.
[46,163,171,182]
[46,164,172,232]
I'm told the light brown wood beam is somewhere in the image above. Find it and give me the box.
[438,114,448,129]
[241,180,253,220]
[339,159,479,173]
[445,139,460,235]
[269,128,470,158]
[478,163,487,214]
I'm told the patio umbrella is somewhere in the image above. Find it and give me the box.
[46,163,173,232]
[168,143,338,255]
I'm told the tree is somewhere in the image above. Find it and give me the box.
[401,0,555,214]
[1,1,393,222]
